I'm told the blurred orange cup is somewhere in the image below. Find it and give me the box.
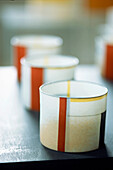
[95,35,113,81]
[10,35,63,81]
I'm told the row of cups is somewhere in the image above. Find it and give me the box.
[11,35,108,153]
[11,35,79,111]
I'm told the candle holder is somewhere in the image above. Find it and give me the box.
[39,80,108,152]
[21,55,79,111]
[11,35,63,81]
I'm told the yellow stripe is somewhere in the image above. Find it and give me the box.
[48,65,75,70]
[32,38,42,49]
[70,93,107,102]
[31,0,70,4]
[32,43,42,49]
[67,80,70,97]
[44,56,49,66]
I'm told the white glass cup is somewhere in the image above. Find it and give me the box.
[21,55,79,111]
[40,80,108,152]
[11,35,63,81]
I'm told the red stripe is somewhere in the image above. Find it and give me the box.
[105,45,113,80]
[58,98,67,152]
[13,45,26,81]
[31,68,43,111]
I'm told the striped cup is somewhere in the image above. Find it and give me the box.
[40,80,108,152]
[95,35,113,81]
[11,35,63,81]
[21,55,79,111]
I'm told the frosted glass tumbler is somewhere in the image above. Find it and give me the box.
[11,35,63,81]
[40,80,108,152]
[21,55,79,111]
[95,35,113,81]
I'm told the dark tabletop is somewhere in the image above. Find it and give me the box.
[0,65,113,169]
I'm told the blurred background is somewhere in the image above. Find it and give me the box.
[0,0,113,66]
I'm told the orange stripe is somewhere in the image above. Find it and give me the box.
[58,98,67,152]
[105,45,113,80]
[13,46,17,67]
[31,68,43,111]
[14,45,26,81]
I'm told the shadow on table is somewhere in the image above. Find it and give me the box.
[43,144,110,169]
[43,144,108,159]
[25,109,40,129]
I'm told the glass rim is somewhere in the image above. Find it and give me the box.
[20,55,79,69]
[39,80,108,100]
[10,34,63,48]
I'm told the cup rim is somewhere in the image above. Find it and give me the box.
[39,80,108,100]
[20,55,79,69]
[10,34,63,48]
[98,34,113,45]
